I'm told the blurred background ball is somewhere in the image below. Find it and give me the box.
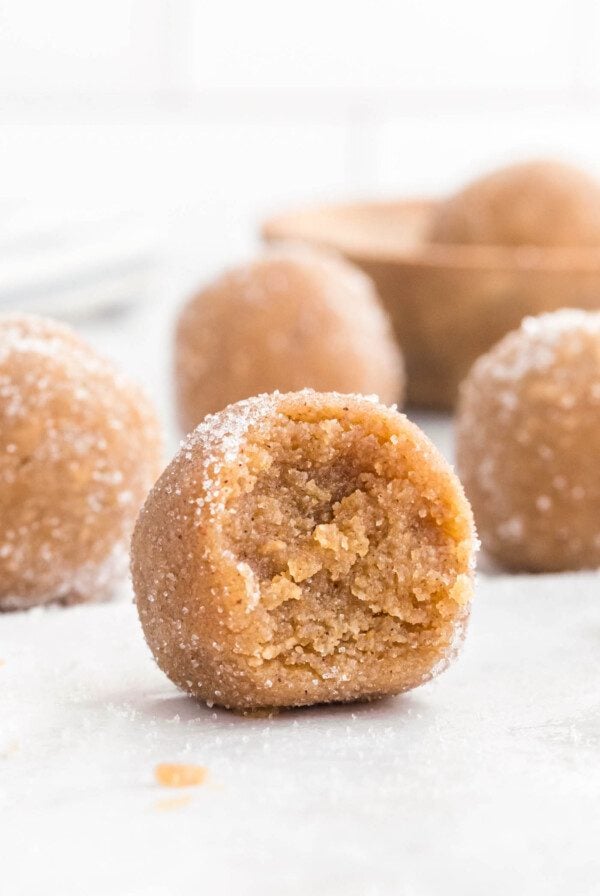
[428,159,600,247]
[456,308,600,572]
[0,314,162,609]
[175,247,404,433]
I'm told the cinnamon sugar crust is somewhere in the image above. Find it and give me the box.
[0,314,162,609]
[133,390,475,710]
[457,309,600,571]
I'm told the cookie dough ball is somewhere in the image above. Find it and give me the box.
[457,309,600,572]
[0,314,162,610]
[175,248,404,433]
[429,160,600,247]
[132,390,476,710]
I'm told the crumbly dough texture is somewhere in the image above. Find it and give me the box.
[429,159,600,247]
[133,390,476,710]
[175,247,404,433]
[457,309,600,572]
[0,314,162,610]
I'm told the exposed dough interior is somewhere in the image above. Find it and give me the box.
[223,412,469,678]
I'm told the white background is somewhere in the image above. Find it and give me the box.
[2,0,600,232]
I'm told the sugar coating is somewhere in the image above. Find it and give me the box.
[457,308,600,571]
[174,246,404,433]
[428,159,600,247]
[132,389,476,710]
[0,314,163,610]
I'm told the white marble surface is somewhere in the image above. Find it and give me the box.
[1,294,599,896]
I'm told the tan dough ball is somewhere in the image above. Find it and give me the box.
[174,248,404,433]
[0,314,162,610]
[457,309,600,572]
[429,159,600,247]
[132,390,476,711]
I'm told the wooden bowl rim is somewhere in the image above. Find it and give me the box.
[263,199,600,273]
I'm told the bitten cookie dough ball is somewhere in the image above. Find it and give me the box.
[132,390,476,710]
[0,315,162,610]
[457,309,600,572]
[175,248,404,433]
[429,159,600,247]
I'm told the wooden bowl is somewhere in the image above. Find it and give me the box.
[263,200,600,408]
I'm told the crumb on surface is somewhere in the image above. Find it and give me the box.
[154,763,207,788]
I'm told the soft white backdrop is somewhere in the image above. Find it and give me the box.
[2,0,600,222]
[4,0,600,435]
